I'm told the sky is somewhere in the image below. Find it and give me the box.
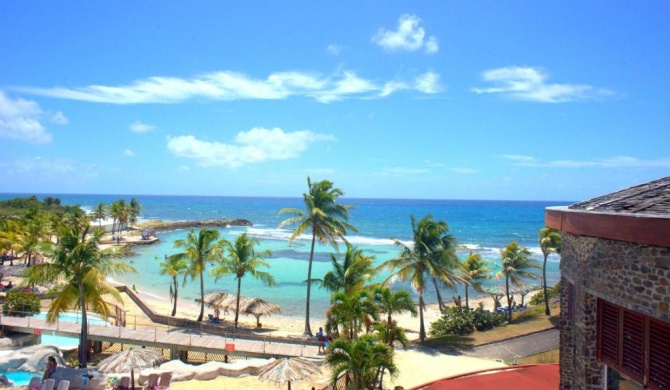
[1,2,669,201]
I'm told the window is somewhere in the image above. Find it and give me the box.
[597,299,670,389]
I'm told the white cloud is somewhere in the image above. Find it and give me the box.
[0,156,100,179]
[0,91,54,143]
[16,69,439,104]
[124,149,135,157]
[450,168,477,174]
[167,127,336,168]
[327,44,343,55]
[372,14,439,53]
[381,167,430,175]
[498,154,536,162]
[178,166,190,172]
[129,121,155,133]
[472,67,606,103]
[415,71,441,94]
[499,154,670,169]
[50,111,69,125]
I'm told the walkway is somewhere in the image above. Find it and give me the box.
[463,328,559,362]
[0,315,321,359]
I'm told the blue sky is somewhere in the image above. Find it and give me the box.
[1,2,669,201]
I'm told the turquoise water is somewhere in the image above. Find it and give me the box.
[37,312,108,348]
[0,194,570,319]
[3,370,39,386]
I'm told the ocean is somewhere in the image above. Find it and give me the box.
[0,194,571,319]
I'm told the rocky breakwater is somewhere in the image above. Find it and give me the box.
[137,218,253,233]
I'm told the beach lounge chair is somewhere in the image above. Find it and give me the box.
[158,372,172,390]
[42,379,55,390]
[115,377,130,390]
[84,378,101,390]
[56,380,70,390]
[207,314,221,324]
[143,373,159,390]
[26,377,41,390]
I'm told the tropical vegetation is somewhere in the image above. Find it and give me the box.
[278,177,357,336]
[158,254,189,316]
[539,227,561,315]
[326,334,398,390]
[2,289,41,317]
[459,250,490,310]
[497,241,540,322]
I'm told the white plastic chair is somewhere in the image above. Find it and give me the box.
[143,373,159,390]
[41,379,55,390]
[158,372,172,390]
[56,380,70,390]
[116,377,130,390]
[25,377,41,390]
[84,378,101,390]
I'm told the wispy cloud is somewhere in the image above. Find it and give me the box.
[15,69,440,105]
[129,121,155,133]
[381,167,430,176]
[327,44,343,55]
[124,149,135,157]
[499,154,670,169]
[0,90,55,143]
[472,67,610,103]
[372,14,439,54]
[450,167,477,174]
[0,156,100,180]
[167,127,336,168]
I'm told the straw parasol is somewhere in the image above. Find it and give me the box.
[197,292,235,319]
[239,297,281,327]
[258,357,321,390]
[97,348,165,389]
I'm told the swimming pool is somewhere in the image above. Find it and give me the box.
[35,312,108,348]
[3,370,40,387]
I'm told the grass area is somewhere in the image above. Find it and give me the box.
[513,348,560,364]
[422,301,560,350]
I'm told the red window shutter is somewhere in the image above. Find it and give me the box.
[599,300,620,365]
[621,310,645,381]
[649,319,670,389]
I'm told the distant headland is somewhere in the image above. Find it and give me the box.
[135,218,253,233]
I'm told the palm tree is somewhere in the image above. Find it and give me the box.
[158,254,189,316]
[539,227,561,315]
[373,287,417,333]
[173,228,225,322]
[497,241,540,322]
[210,233,274,328]
[327,334,398,390]
[91,202,107,229]
[22,223,135,367]
[329,290,379,340]
[320,243,374,295]
[278,177,357,336]
[129,198,142,227]
[459,250,490,310]
[108,201,122,234]
[18,211,51,267]
[376,214,461,341]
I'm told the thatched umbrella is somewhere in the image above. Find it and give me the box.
[97,348,165,389]
[197,292,234,319]
[239,297,281,327]
[258,357,321,390]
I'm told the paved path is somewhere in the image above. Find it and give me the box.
[463,328,559,362]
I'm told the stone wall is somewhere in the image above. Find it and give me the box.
[559,232,670,388]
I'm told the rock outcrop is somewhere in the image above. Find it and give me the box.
[136,218,252,233]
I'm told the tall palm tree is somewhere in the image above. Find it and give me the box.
[497,241,540,322]
[539,227,561,315]
[22,223,135,367]
[459,250,490,310]
[129,198,142,227]
[329,290,379,340]
[327,334,398,390]
[173,228,225,322]
[91,202,107,229]
[159,254,189,316]
[210,233,274,328]
[108,201,122,234]
[278,177,357,336]
[18,211,51,267]
[376,214,461,341]
[320,243,374,295]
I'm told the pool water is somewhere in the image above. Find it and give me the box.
[36,312,108,348]
[3,370,40,386]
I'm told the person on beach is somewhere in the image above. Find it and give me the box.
[42,356,57,381]
[316,327,325,353]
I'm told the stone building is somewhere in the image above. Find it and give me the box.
[546,176,670,389]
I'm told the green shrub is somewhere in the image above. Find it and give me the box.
[2,289,41,317]
[471,306,508,331]
[429,307,475,337]
[530,282,561,305]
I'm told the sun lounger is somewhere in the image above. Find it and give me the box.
[25,377,41,390]
[56,380,70,390]
[158,372,172,390]
[143,373,159,390]
[115,377,130,390]
[42,379,55,390]
[84,378,101,390]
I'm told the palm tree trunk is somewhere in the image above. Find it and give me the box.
[234,277,242,327]
[418,293,426,341]
[304,231,316,337]
[464,284,470,310]
[431,277,445,311]
[543,253,551,316]
[79,282,88,368]
[171,277,178,317]
[197,269,204,322]
[505,275,512,323]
